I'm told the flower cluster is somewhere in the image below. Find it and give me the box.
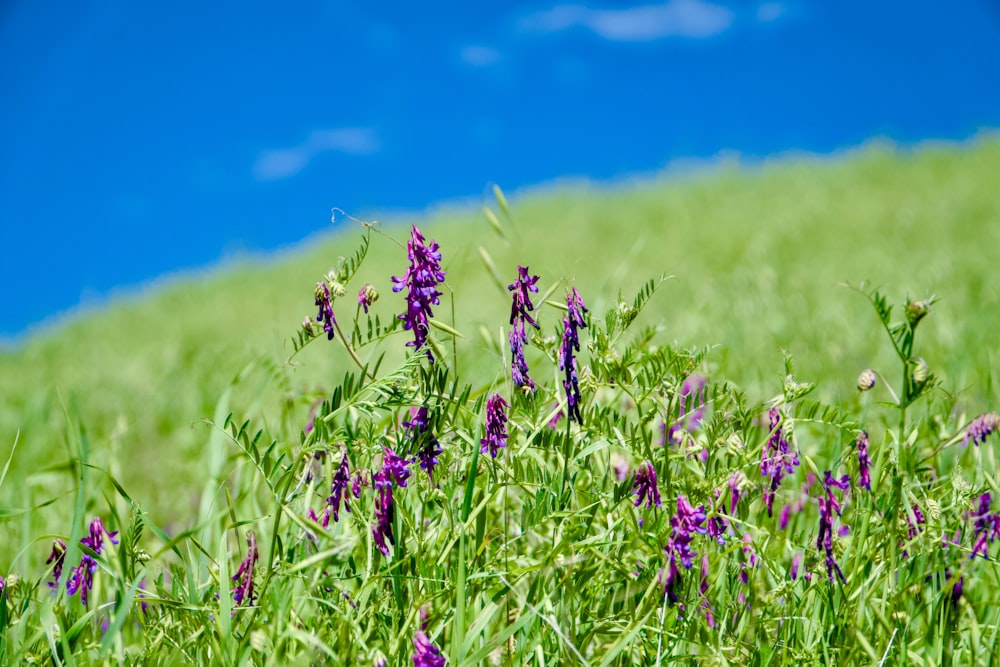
[816,471,851,582]
[856,431,871,490]
[480,393,509,458]
[309,451,355,528]
[404,407,443,485]
[508,266,540,390]
[964,412,1000,447]
[372,447,412,556]
[358,283,378,314]
[412,606,446,667]
[65,517,119,605]
[559,287,588,423]
[779,472,816,530]
[46,538,67,591]
[314,281,337,340]
[662,495,708,603]
[969,492,1000,560]
[232,530,259,606]
[760,407,800,516]
[632,460,662,509]
[392,225,446,361]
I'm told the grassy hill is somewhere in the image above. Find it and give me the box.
[2,135,999,537]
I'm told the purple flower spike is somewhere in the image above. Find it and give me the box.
[81,516,119,555]
[481,393,510,458]
[392,225,446,361]
[412,608,446,667]
[760,407,800,517]
[856,431,872,490]
[66,517,119,606]
[46,538,67,590]
[404,407,443,485]
[559,288,588,424]
[509,320,535,390]
[314,281,337,340]
[662,495,707,603]
[816,471,850,583]
[232,531,259,606]
[632,461,662,509]
[325,451,353,525]
[669,376,708,444]
[379,446,412,489]
[508,265,541,329]
[964,412,1000,447]
[970,492,1000,559]
[372,482,395,557]
[790,551,803,580]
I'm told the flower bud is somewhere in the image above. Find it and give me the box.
[857,369,877,392]
[302,316,316,335]
[358,284,379,313]
[906,299,930,325]
[911,357,929,384]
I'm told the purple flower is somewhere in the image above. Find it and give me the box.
[404,408,443,484]
[662,495,708,602]
[964,412,1000,447]
[816,471,850,583]
[790,551,803,580]
[371,448,411,557]
[372,481,395,557]
[392,225,446,361]
[970,492,1000,559]
[901,503,925,558]
[699,555,715,627]
[632,461,662,509]
[611,452,630,482]
[327,451,353,524]
[559,289,588,424]
[412,607,446,667]
[66,518,119,605]
[856,430,871,491]
[378,446,412,489]
[358,283,378,314]
[314,281,337,340]
[508,265,540,329]
[481,393,510,458]
[232,531,259,606]
[760,407,800,517]
[46,538,67,590]
[509,320,536,391]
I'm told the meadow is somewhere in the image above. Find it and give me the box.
[1,136,1000,664]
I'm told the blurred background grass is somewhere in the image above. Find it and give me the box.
[2,136,999,545]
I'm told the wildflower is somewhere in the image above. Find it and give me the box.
[559,288,588,424]
[412,606,446,667]
[668,375,707,444]
[0,575,4,595]
[760,407,800,516]
[663,496,708,602]
[379,446,412,489]
[779,472,816,530]
[699,555,715,627]
[358,283,379,314]
[372,480,395,557]
[857,369,876,392]
[816,471,850,583]
[964,412,1000,447]
[632,461,662,509]
[970,492,1000,559]
[352,471,366,499]
[790,551,803,580]
[66,518,119,605]
[507,265,540,328]
[610,452,630,482]
[901,503,925,558]
[392,225,446,361]
[404,408,443,484]
[326,451,353,524]
[736,533,759,606]
[856,430,871,490]
[232,531,259,606]
[46,538,67,590]
[314,281,336,340]
[509,320,535,390]
[480,393,509,459]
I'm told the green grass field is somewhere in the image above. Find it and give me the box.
[2,135,1000,664]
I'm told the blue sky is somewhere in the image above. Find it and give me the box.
[2,0,999,338]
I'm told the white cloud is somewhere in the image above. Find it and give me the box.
[460,45,501,67]
[520,0,733,42]
[253,128,380,181]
